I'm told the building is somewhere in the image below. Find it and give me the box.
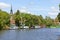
[10,5,15,25]
[9,5,16,29]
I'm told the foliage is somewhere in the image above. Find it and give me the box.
[45,16,53,28]
[57,13,60,22]
[0,10,10,30]
[14,10,20,27]
[0,8,60,30]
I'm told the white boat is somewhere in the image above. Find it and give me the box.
[24,26,29,28]
[10,26,18,29]
[10,24,19,29]
[35,26,41,28]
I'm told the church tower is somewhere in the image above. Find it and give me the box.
[10,5,13,15]
[10,5,15,25]
[59,4,60,12]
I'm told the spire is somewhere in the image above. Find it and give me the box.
[10,5,13,15]
[59,4,60,11]
[59,4,60,12]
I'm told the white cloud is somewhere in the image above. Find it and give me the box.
[0,2,10,8]
[19,6,31,14]
[20,9,27,13]
[20,7,27,13]
[51,6,59,12]
[48,6,59,19]
[48,12,58,16]
[48,6,59,16]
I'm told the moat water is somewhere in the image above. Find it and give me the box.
[0,28,60,40]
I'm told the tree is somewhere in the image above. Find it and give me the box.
[45,16,53,27]
[57,4,60,22]
[57,13,60,22]
[39,15,44,25]
[14,10,20,27]
[0,10,10,30]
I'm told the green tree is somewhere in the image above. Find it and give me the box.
[0,10,10,30]
[57,13,60,22]
[45,16,53,28]
[14,10,20,27]
[57,4,60,22]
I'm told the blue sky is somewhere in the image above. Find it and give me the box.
[0,0,60,19]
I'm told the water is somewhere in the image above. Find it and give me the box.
[0,28,60,40]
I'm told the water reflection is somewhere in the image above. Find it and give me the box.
[0,29,60,40]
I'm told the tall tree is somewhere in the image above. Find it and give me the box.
[57,13,60,22]
[57,4,60,22]
[14,10,20,27]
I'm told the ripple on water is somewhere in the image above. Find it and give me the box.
[0,28,60,40]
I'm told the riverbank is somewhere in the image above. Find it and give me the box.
[0,25,60,30]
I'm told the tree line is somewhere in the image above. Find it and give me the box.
[0,4,60,30]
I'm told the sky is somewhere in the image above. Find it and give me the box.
[0,0,60,19]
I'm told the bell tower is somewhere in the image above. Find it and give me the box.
[59,4,60,13]
[10,5,13,15]
[10,5,15,25]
